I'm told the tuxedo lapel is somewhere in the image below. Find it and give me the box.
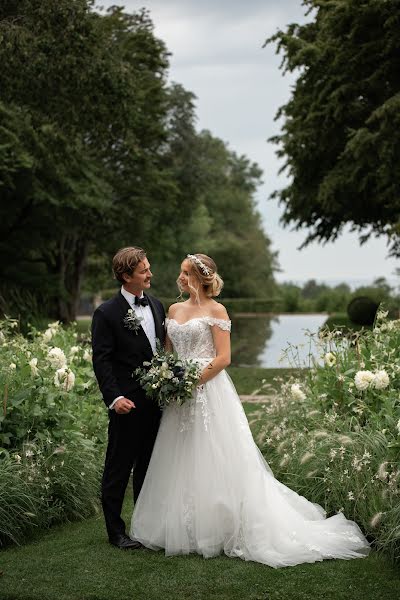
[116,290,131,316]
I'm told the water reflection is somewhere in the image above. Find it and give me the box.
[231,315,276,367]
[231,314,328,368]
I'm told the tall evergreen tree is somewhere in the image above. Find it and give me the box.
[266,0,400,255]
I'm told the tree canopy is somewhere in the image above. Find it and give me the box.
[0,1,277,321]
[266,0,400,255]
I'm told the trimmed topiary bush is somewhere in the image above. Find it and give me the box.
[347,296,379,326]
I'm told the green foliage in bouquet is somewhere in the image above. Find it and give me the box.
[258,309,400,562]
[135,347,201,408]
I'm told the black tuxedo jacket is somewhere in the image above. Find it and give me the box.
[91,291,166,408]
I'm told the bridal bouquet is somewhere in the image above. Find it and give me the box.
[135,349,201,408]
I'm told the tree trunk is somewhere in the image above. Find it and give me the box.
[56,234,89,323]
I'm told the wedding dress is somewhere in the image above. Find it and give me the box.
[130,317,370,567]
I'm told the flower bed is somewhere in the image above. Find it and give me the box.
[0,318,106,545]
[259,309,400,562]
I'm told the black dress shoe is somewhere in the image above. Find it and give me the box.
[109,534,143,550]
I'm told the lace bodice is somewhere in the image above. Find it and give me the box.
[166,317,231,361]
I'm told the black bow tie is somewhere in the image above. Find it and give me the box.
[134,295,149,307]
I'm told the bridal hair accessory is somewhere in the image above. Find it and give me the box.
[187,254,211,275]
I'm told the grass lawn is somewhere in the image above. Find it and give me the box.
[0,495,398,600]
[227,367,305,396]
[1,400,399,600]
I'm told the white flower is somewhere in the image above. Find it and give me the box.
[324,352,336,367]
[14,454,22,463]
[290,383,306,401]
[48,321,60,329]
[348,491,354,501]
[9,363,16,370]
[25,449,34,458]
[83,349,92,362]
[29,358,39,377]
[354,370,374,391]
[69,346,80,355]
[43,328,55,342]
[373,370,389,390]
[47,347,67,369]
[54,367,75,391]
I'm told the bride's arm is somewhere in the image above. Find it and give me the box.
[197,307,231,385]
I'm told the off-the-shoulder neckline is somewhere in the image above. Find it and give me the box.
[166,316,231,327]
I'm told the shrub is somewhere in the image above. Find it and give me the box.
[0,317,106,451]
[347,296,379,326]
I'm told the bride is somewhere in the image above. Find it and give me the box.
[130,253,370,567]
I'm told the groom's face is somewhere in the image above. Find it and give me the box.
[123,258,152,294]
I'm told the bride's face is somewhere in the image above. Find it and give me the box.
[178,259,200,293]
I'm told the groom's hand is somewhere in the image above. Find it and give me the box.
[115,398,136,414]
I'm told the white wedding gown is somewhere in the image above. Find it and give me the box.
[130,317,370,567]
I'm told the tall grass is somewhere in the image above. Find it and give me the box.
[0,439,102,546]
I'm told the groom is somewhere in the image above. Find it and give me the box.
[91,247,165,549]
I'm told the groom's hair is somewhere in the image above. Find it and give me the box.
[112,247,147,283]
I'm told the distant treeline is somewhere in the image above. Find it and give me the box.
[278,278,399,314]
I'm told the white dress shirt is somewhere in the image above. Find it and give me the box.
[109,287,157,410]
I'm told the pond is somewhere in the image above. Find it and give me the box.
[230,314,328,368]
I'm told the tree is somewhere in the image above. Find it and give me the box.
[0,1,172,320]
[193,132,279,298]
[146,87,279,299]
[266,0,400,255]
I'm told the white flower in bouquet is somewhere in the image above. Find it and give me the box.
[70,346,80,356]
[54,367,75,391]
[47,347,67,369]
[290,383,306,401]
[372,370,390,390]
[9,362,17,370]
[135,347,201,408]
[324,352,336,367]
[354,370,374,391]
[29,357,39,377]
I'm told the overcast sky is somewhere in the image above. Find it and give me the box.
[100,0,398,287]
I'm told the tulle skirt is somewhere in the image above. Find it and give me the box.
[130,369,370,567]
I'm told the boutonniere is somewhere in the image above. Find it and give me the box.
[123,309,143,333]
